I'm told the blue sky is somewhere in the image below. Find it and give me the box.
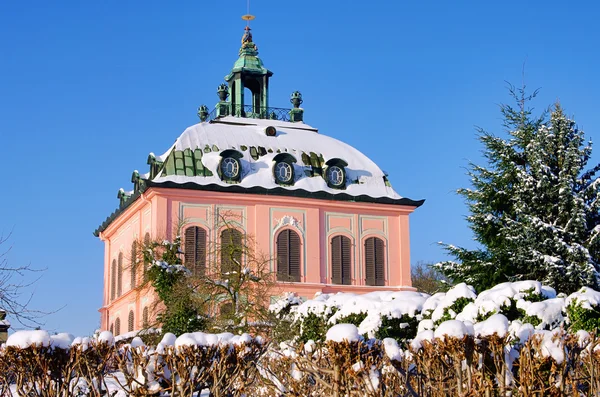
[1,1,599,336]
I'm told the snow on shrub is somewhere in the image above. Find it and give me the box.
[272,281,600,346]
[273,290,428,343]
[565,287,600,332]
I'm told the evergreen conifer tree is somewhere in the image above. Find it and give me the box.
[437,89,600,293]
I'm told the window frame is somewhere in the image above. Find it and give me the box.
[330,235,352,285]
[364,236,386,286]
[276,228,301,282]
[184,225,208,276]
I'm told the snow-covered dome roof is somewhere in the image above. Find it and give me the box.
[146,116,422,205]
[93,26,424,237]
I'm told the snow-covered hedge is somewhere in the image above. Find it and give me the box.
[0,329,264,397]
[2,281,600,396]
[272,281,600,345]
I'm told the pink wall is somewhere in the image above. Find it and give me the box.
[99,188,418,334]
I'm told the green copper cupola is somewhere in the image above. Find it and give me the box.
[224,26,273,117]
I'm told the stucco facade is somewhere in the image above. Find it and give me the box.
[98,188,418,334]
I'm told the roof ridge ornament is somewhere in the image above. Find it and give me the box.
[239,14,258,55]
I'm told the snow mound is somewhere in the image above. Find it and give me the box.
[326,324,361,343]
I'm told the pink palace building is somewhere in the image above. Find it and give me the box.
[94,26,424,335]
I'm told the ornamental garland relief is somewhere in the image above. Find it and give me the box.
[273,215,303,232]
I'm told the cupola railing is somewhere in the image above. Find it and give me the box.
[207,104,293,122]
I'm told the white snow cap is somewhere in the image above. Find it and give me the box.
[326,324,361,343]
[566,287,600,310]
[97,331,115,346]
[434,320,474,340]
[473,314,509,338]
[154,117,412,201]
[6,330,51,348]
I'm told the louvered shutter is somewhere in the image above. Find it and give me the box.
[117,253,123,297]
[131,241,138,289]
[365,238,376,286]
[196,228,206,276]
[128,310,134,332]
[374,238,385,286]
[289,231,301,282]
[185,227,197,273]
[221,229,242,274]
[221,229,231,274]
[331,236,342,284]
[277,230,289,281]
[341,236,351,285]
[185,227,207,276]
[142,307,149,327]
[143,233,150,281]
[114,318,121,336]
[111,260,116,300]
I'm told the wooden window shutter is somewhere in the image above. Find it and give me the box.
[110,323,114,335]
[289,231,301,282]
[185,227,206,276]
[276,230,289,281]
[196,228,207,276]
[114,317,121,336]
[111,259,116,301]
[331,236,342,284]
[128,310,134,332]
[365,237,376,286]
[130,241,138,289]
[277,230,301,282]
[117,253,123,297]
[341,236,351,285]
[221,228,242,274]
[143,233,150,281]
[142,307,149,327]
[374,238,385,286]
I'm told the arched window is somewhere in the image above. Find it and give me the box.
[185,226,207,276]
[142,307,149,328]
[110,259,117,301]
[143,233,150,281]
[276,229,301,282]
[117,252,123,297]
[128,310,134,332]
[110,323,114,335]
[331,235,351,285]
[130,241,138,289]
[114,317,121,336]
[220,228,242,274]
[365,237,385,286]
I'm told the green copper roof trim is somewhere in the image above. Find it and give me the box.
[93,181,424,237]
[224,26,273,80]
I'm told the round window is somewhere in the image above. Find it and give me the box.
[326,165,345,188]
[221,157,240,179]
[274,161,293,184]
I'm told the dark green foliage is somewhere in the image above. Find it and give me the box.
[375,314,419,345]
[521,314,542,328]
[438,87,600,294]
[566,300,600,333]
[143,236,207,335]
[335,312,367,328]
[297,309,337,343]
[435,297,474,325]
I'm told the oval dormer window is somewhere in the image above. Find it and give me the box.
[221,157,240,180]
[274,161,293,184]
[326,165,345,188]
